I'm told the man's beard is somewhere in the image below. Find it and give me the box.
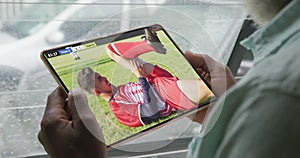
[243,0,292,27]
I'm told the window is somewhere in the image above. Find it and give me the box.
[0,0,77,40]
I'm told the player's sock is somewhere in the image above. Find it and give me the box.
[107,41,155,59]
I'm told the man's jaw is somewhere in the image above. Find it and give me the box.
[243,0,291,27]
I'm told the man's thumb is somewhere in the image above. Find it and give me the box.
[67,88,93,125]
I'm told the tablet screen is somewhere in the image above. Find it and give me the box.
[41,24,215,147]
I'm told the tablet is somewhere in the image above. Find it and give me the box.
[41,24,216,148]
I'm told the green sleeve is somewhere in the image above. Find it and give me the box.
[215,91,300,158]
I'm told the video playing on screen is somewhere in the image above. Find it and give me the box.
[42,25,215,146]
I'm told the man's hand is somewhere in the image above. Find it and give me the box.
[38,87,106,158]
[184,51,236,97]
[185,51,236,123]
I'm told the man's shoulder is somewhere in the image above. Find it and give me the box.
[240,31,300,97]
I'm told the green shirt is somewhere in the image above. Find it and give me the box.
[188,0,300,158]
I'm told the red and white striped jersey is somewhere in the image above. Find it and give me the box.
[109,82,173,127]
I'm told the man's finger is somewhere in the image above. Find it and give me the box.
[67,88,95,126]
[196,68,212,87]
[184,51,209,71]
[67,88,105,142]
[43,87,68,120]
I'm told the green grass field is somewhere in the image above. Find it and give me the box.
[47,30,201,145]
